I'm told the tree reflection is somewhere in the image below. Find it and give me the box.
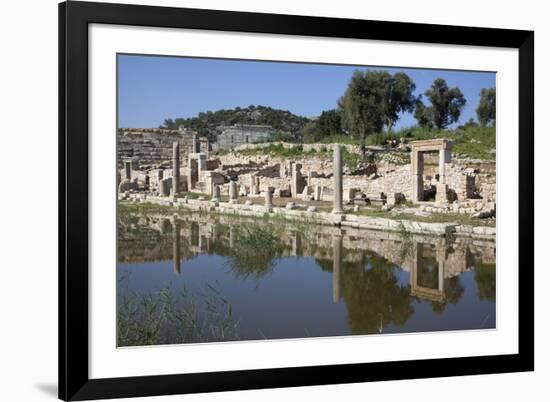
[474,263,496,301]
[339,252,414,334]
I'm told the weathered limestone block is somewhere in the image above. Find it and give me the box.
[343,188,357,202]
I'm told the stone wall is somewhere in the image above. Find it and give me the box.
[306,164,411,202]
[117,128,197,169]
[232,141,364,155]
[216,125,273,149]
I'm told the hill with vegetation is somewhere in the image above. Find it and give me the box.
[161,105,310,142]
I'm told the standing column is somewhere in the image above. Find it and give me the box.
[332,144,343,214]
[172,142,180,196]
[249,175,257,195]
[411,150,424,202]
[124,160,132,180]
[229,181,237,203]
[435,148,448,204]
[438,148,446,184]
[265,188,273,211]
[212,184,221,202]
[191,133,197,153]
[332,234,342,303]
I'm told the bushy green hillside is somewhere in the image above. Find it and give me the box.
[161,105,310,141]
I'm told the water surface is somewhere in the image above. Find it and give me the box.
[117,211,496,346]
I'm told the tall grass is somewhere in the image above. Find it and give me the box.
[226,223,285,278]
[117,282,239,346]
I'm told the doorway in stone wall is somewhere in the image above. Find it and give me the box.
[410,139,452,204]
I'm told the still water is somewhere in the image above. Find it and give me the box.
[117,210,496,346]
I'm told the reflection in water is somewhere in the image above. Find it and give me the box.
[117,211,496,346]
[332,235,342,303]
[172,217,180,275]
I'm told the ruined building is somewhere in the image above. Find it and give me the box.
[216,124,273,149]
[118,129,496,222]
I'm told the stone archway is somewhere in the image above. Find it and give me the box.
[410,139,452,203]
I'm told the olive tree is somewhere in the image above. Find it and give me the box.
[414,78,466,129]
[476,87,496,127]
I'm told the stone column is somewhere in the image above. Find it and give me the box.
[229,181,237,203]
[332,234,342,302]
[249,175,258,195]
[291,169,303,199]
[187,157,197,190]
[411,150,424,202]
[314,185,322,201]
[123,160,132,180]
[212,184,221,202]
[265,188,273,211]
[155,170,163,193]
[172,142,180,196]
[332,144,343,214]
[435,148,448,204]
[438,148,446,184]
[172,218,181,275]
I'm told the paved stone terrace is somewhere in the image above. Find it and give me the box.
[119,194,496,240]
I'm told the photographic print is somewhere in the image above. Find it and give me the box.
[116,54,496,347]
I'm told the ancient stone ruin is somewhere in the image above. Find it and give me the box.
[118,128,496,235]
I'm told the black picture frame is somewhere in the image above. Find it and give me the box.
[59,1,534,400]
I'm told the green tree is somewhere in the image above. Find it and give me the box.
[386,72,417,130]
[413,96,433,129]
[476,87,496,127]
[415,78,466,129]
[339,70,416,141]
[317,109,342,137]
[302,109,343,142]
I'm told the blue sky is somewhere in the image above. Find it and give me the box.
[118,54,495,130]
